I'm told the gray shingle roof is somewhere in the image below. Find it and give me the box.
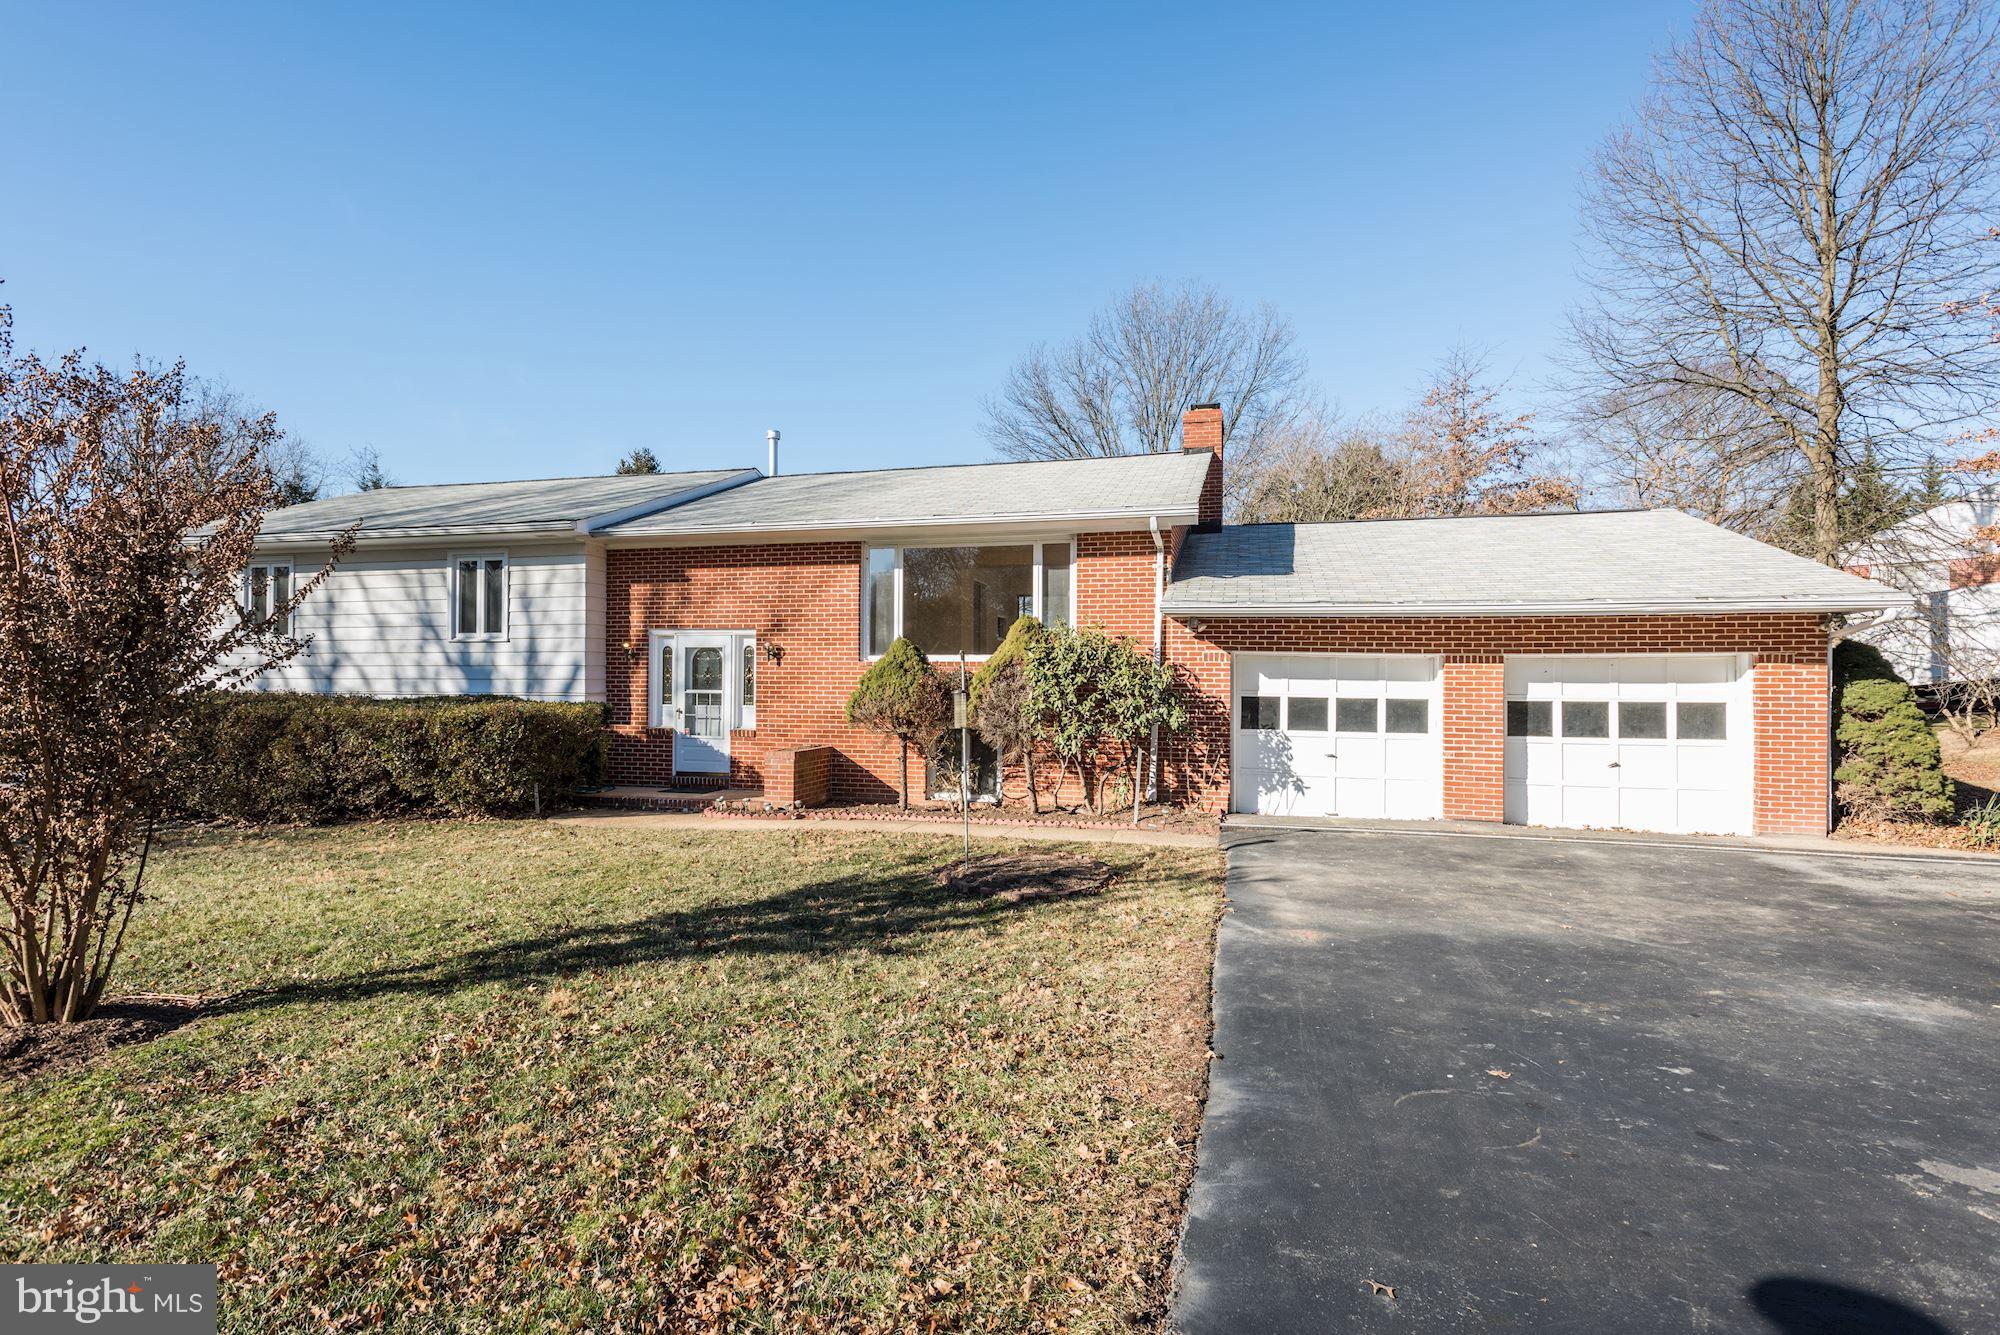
[252,469,756,542]
[1165,509,1909,615]
[599,451,1213,536]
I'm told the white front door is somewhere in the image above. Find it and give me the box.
[1503,655,1753,836]
[1231,654,1442,819]
[672,633,734,774]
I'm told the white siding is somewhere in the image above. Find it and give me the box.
[584,541,608,703]
[240,541,601,701]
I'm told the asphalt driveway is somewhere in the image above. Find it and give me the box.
[1174,825,2000,1334]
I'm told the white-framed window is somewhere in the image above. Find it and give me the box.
[450,553,508,640]
[740,636,757,728]
[861,539,1073,659]
[648,630,674,729]
[245,561,293,635]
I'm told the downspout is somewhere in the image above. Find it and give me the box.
[1149,515,1165,802]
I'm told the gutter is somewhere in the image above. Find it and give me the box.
[1161,595,1915,618]
[598,506,1202,540]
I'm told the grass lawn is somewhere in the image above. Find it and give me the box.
[0,822,1221,1332]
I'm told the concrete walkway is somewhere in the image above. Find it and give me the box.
[553,807,1217,848]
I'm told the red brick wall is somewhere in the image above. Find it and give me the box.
[764,745,833,807]
[1442,658,1505,820]
[1076,531,1159,645]
[608,540,911,802]
[1160,613,1832,835]
[1183,404,1225,531]
[608,534,1157,803]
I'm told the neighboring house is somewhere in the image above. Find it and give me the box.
[241,405,1905,836]
[234,468,756,699]
[1845,487,2000,685]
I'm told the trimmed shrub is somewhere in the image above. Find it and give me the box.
[845,637,950,808]
[177,693,609,823]
[1833,640,1954,824]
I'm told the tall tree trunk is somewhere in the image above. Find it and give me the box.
[1812,92,1845,567]
[1024,747,1039,815]
[897,741,909,810]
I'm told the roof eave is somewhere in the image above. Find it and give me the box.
[1161,595,1915,618]
[252,521,584,548]
[600,507,1201,543]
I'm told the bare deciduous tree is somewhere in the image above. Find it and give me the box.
[348,444,394,492]
[0,306,348,1024]
[1375,349,1579,519]
[1575,379,1801,539]
[1571,0,2000,565]
[982,280,1308,511]
[1233,408,1403,523]
[187,377,327,505]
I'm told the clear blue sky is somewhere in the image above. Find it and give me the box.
[3,1,1686,485]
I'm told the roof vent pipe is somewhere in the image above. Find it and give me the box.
[767,428,781,477]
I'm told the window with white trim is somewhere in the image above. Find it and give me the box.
[451,554,507,639]
[861,540,1073,658]
[245,561,292,636]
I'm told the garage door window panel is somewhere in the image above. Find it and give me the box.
[1386,699,1429,734]
[1618,702,1668,739]
[1507,701,1553,737]
[1335,699,1380,733]
[1287,697,1329,732]
[1677,702,1728,740]
[1241,695,1281,730]
[1561,701,1611,738]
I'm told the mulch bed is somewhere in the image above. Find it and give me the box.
[1,996,206,1082]
[1832,819,1999,854]
[936,851,1119,903]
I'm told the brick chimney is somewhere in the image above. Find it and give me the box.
[1182,402,1224,530]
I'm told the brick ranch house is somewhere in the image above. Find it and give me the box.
[240,406,1906,836]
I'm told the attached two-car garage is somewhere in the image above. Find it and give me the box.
[1171,508,1909,838]
[1231,651,1756,837]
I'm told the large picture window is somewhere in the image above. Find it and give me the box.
[451,554,507,639]
[862,540,1072,658]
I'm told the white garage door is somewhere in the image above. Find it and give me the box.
[1232,654,1441,819]
[1504,655,1753,836]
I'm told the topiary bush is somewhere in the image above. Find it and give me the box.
[176,693,609,823]
[845,637,951,808]
[1833,640,1955,824]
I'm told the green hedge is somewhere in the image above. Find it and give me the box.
[176,693,609,824]
[1832,641,1955,824]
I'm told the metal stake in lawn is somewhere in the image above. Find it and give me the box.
[956,654,971,869]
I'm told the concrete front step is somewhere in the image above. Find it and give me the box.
[586,784,763,812]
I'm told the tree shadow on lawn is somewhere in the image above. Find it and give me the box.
[215,848,1186,1017]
